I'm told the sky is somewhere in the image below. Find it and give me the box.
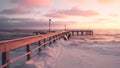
[0,0,120,30]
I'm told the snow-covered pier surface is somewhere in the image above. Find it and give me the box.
[22,35,120,68]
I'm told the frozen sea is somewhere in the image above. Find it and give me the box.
[0,29,120,68]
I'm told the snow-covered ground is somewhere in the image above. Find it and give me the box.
[18,35,120,68]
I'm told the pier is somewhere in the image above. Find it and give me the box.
[0,30,93,68]
[71,30,93,36]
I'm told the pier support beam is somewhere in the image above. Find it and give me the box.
[71,30,93,36]
[77,32,79,36]
[72,32,74,36]
[81,31,83,35]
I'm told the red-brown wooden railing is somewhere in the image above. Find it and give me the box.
[0,31,71,68]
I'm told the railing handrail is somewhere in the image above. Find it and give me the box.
[0,31,69,53]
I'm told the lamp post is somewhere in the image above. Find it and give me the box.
[65,25,66,31]
[49,19,51,33]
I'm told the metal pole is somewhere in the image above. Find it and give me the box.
[49,19,51,33]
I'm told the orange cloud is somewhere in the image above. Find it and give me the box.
[97,0,120,5]
[110,13,120,17]
[63,0,87,6]
[11,0,52,8]
[45,8,99,18]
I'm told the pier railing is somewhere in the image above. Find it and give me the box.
[71,30,93,36]
[0,31,71,68]
[0,30,93,68]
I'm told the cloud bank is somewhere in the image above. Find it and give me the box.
[0,16,73,29]
[63,0,120,5]
[11,0,52,8]
[0,0,52,15]
[45,8,99,18]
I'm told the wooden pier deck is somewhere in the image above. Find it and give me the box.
[0,30,93,68]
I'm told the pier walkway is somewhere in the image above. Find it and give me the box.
[0,30,93,68]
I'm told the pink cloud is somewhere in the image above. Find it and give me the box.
[45,8,99,18]
[45,12,67,18]
[11,0,52,8]
[0,0,52,15]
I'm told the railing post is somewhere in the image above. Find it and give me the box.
[2,51,10,68]
[26,44,31,61]
[55,35,57,42]
[43,39,46,47]
[53,36,55,43]
[56,35,59,40]
[49,37,52,45]
[57,34,59,39]
[56,35,58,40]
[38,41,41,52]
[68,32,71,39]
[58,34,63,40]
